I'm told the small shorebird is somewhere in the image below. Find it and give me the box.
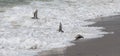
[58,22,64,33]
[32,9,39,19]
[74,34,84,41]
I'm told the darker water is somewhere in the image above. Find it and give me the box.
[0,0,30,7]
[0,0,30,12]
[0,0,54,7]
[0,0,54,12]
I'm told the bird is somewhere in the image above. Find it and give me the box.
[74,34,84,41]
[58,22,64,33]
[32,9,39,19]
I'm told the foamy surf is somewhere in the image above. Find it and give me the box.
[0,0,120,56]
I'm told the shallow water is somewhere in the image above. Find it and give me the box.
[0,0,120,56]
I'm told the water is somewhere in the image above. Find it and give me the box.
[0,0,120,56]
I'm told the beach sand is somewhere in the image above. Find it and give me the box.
[38,15,120,56]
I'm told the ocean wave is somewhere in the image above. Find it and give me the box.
[0,0,119,56]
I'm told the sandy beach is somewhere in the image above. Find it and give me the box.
[39,15,120,56]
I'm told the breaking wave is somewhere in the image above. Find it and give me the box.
[1,0,120,56]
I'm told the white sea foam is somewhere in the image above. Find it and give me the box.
[0,0,120,56]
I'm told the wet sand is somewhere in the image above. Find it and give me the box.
[38,15,120,56]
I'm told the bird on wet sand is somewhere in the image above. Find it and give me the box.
[74,34,84,41]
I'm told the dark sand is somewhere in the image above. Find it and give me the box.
[38,15,120,56]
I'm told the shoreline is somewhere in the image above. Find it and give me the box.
[38,15,120,56]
